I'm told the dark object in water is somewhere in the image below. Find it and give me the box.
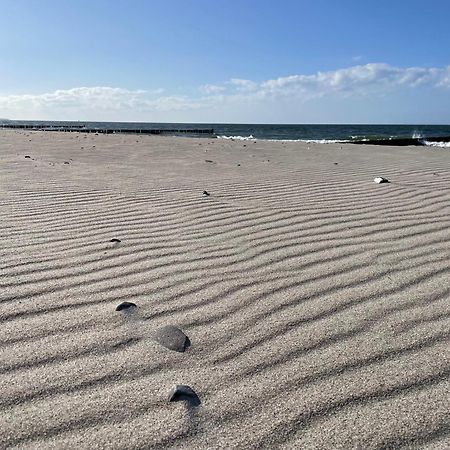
[168,385,200,406]
[110,238,121,243]
[374,176,390,184]
[153,325,190,352]
[351,136,450,146]
[202,190,210,196]
[115,301,137,311]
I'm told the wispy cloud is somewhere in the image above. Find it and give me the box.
[0,63,449,120]
[258,63,450,98]
[199,84,226,94]
[229,78,258,91]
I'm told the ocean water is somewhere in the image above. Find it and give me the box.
[1,120,450,146]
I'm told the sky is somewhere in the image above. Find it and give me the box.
[0,0,449,123]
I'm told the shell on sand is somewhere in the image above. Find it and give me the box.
[152,325,190,352]
[115,301,137,311]
[168,384,200,406]
[374,176,390,184]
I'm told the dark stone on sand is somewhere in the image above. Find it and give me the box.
[153,325,190,352]
[205,159,214,163]
[24,155,31,159]
[110,238,121,243]
[237,163,241,166]
[64,161,70,165]
[115,301,137,311]
[168,384,200,406]
[202,190,210,196]
[334,162,338,165]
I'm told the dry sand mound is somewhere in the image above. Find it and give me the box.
[0,130,449,449]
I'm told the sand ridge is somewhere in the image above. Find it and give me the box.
[0,130,449,449]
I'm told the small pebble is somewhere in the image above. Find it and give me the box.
[110,238,121,243]
[168,385,200,406]
[153,325,190,352]
[24,155,31,159]
[202,190,210,197]
[374,177,390,184]
[115,301,137,311]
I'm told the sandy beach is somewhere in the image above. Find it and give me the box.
[0,129,449,449]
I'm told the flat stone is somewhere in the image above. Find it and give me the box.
[168,384,200,406]
[115,301,137,311]
[153,325,190,352]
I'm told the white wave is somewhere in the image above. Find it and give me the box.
[299,139,348,144]
[217,135,349,144]
[412,131,423,139]
[218,135,255,140]
[422,140,450,148]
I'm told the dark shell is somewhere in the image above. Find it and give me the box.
[110,238,121,243]
[115,301,137,311]
[168,384,200,406]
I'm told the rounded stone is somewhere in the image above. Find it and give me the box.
[153,325,190,352]
[168,384,200,406]
[115,301,137,311]
[374,176,390,184]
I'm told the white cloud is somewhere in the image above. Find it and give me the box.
[229,78,258,91]
[0,87,148,110]
[199,84,225,94]
[0,63,449,121]
[259,63,450,97]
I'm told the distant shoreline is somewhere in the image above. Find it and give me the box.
[2,122,450,147]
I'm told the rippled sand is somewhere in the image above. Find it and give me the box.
[1,130,449,449]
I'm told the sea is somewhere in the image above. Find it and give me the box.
[1,120,450,147]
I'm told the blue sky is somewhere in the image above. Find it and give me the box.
[1,0,449,123]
